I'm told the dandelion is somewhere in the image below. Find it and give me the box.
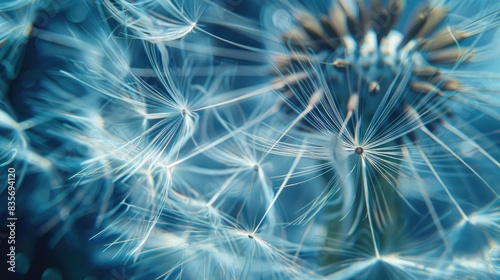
[3,0,500,279]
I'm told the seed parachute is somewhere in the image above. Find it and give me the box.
[1,0,499,279]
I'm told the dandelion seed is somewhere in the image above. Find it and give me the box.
[5,0,500,279]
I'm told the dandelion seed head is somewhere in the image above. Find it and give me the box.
[103,0,207,42]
